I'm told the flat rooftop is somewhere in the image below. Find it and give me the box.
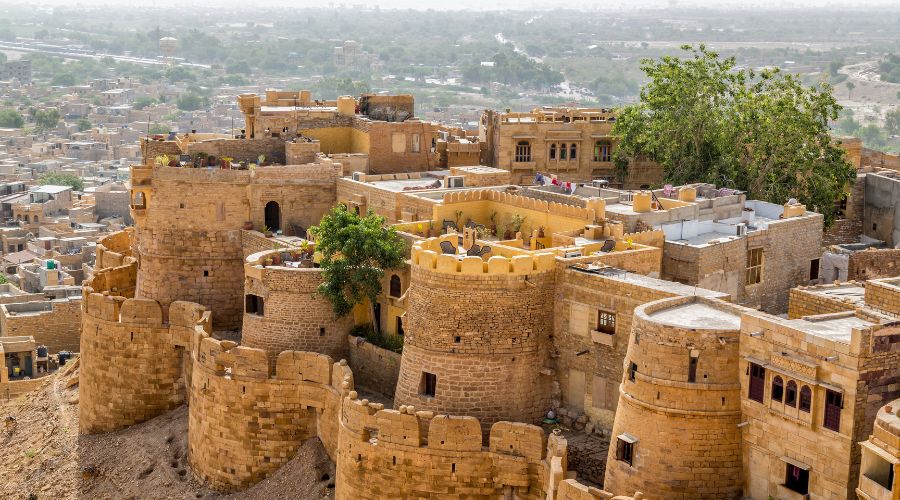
[804,284,866,308]
[649,301,743,330]
[786,314,874,343]
[570,266,728,299]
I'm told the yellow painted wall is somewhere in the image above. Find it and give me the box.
[303,127,370,155]
[432,200,590,240]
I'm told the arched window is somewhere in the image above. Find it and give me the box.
[560,143,568,160]
[799,386,812,413]
[549,143,557,160]
[785,380,798,407]
[570,143,577,160]
[771,376,784,402]
[594,141,612,162]
[389,274,402,298]
[515,141,531,163]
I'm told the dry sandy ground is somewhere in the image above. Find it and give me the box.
[0,360,334,500]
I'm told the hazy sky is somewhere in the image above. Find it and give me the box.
[3,0,900,9]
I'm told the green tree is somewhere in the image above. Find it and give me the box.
[845,81,855,99]
[313,205,406,334]
[0,109,25,128]
[176,93,208,111]
[885,108,900,137]
[613,45,855,225]
[132,96,156,110]
[76,118,92,132]
[50,73,77,86]
[39,172,84,192]
[33,108,60,132]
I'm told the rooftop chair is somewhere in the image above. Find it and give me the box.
[599,239,616,253]
[466,244,482,257]
[440,241,457,254]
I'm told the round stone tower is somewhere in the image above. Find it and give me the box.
[604,295,745,499]
[240,248,353,361]
[393,238,556,432]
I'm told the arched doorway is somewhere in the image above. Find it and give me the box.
[264,201,280,233]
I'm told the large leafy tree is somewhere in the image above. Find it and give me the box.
[614,45,855,225]
[313,205,406,333]
[39,172,84,192]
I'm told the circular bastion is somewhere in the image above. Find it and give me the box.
[393,238,557,433]
[604,295,746,499]
[240,248,353,361]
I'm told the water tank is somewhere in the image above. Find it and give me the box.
[633,191,652,213]
[159,37,178,60]
[46,260,56,270]
[37,345,48,357]
[58,351,70,365]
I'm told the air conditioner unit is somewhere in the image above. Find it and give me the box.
[736,223,747,236]
[351,172,362,181]
[564,250,582,258]
[592,179,610,188]
[446,176,465,188]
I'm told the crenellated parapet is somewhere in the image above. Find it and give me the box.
[440,188,602,222]
[79,288,211,434]
[335,396,565,500]
[187,331,352,491]
[411,236,556,275]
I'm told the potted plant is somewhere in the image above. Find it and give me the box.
[196,152,208,168]
[220,156,233,169]
[271,251,282,265]
[538,226,545,238]
[263,257,273,267]
[263,225,273,238]
[258,154,266,167]
[489,211,498,235]
[154,154,169,167]
[168,158,178,167]
[243,221,253,231]
[511,214,526,235]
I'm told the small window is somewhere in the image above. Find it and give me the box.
[799,386,812,413]
[245,294,264,316]
[596,310,616,335]
[784,463,809,494]
[549,143,557,160]
[628,362,637,382]
[824,390,842,432]
[515,141,531,163]
[748,362,765,403]
[688,353,699,383]
[560,143,568,160]
[412,134,421,153]
[396,316,405,337]
[569,143,577,160]
[389,274,402,298]
[616,436,634,466]
[771,376,784,402]
[809,259,820,281]
[593,141,612,162]
[746,248,763,285]
[420,372,437,397]
[319,327,326,337]
[785,380,798,407]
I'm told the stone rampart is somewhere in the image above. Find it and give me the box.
[187,331,351,491]
[335,397,563,499]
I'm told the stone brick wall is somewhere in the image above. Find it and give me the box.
[241,255,353,362]
[787,287,856,319]
[188,336,331,491]
[861,147,900,171]
[604,296,745,499]
[848,248,900,281]
[0,298,82,353]
[79,288,208,434]
[347,335,401,397]
[552,268,729,430]
[823,173,866,246]
[186,137,287,165]
[366,120,443,174]
[335,399,563,500]
[394,251,556,432]
[865,279,900,315]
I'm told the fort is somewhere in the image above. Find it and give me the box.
[70,90,900,499]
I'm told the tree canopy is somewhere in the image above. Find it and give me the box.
[33,108,60,132]
[0,109,24,128]
[613,44,855,225]
[313,205,406,321]
[39,172,84,192]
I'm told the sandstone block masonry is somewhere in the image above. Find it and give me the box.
[0,298,81,353]
[241,249,353,363]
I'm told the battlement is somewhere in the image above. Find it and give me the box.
[440,188,602,222]
[411,237,556,275]
[341,395,547,456]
